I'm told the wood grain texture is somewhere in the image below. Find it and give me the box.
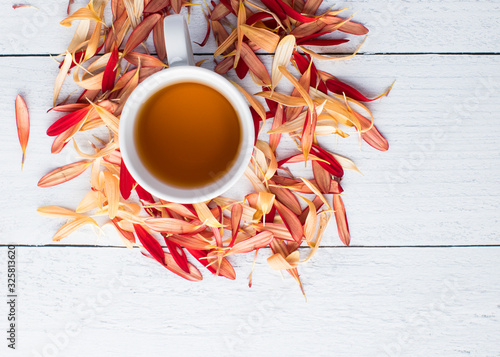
[1,0,499,55]
[0,55,499,246]
[0,246,498,356]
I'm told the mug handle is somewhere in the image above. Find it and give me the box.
[164,14,195,67]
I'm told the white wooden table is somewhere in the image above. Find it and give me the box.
[1,1,499,356]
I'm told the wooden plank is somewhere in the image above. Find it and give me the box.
[0,246,498,356]
[0,54,499,246]
[1,0,499,55]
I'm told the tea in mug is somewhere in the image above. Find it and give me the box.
[134,82,241,188]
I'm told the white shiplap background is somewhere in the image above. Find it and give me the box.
[0,0,499,356]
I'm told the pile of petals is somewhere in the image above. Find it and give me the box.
[34,0,392,294]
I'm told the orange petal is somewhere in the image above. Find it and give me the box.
[227,231,274,255]
[15,95,29,169]
[124,52,167,68]
[239,24,280,53]
[37,206,83,219]
[144,218,206,234]
[103,171,120,219]
[333,194,350,246]
[60,3,104,27]
[38,160,92,187]
[122,13,161,57]
[153,14,166,61]
[274,200,303,243]
[52,217,98,241]
[269,104,284,152]
[240,42,271,86]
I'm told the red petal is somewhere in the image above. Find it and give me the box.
[119,158,135,200]
[133,224,165,264]
[164,236,190,274]
[311,144,344,177]
[260,0,287,19]
[235,59,249,80]
[246,12,274,25]
[275,0,316,22]
[298,39,349,46]
[102,44,119,93]
[46,107,90,136]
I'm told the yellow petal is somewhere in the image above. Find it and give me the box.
[53,51,72,106]
[103,171,120,219]
[271,35,295,89]
[239,24,279,53]
[52,217,98,241]
[37,206,83,219]
[193,202,224,228]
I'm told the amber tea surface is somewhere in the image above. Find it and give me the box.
[135,82,241,188]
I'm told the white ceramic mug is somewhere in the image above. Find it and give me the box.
[120,15,254,204]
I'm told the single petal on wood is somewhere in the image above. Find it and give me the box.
[15,95,29,169]
[38,161,92,187]
[37,206,83,219]
[333,194,350,246]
